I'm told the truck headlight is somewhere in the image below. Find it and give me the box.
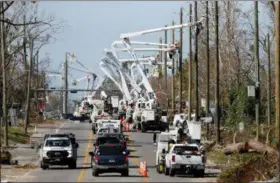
[67,151,72,157]
[42,150,48,157]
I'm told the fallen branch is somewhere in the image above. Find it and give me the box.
[223,140,278,157]
[224,142,249,155]
[247,140,278,157]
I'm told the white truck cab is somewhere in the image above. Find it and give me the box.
[164,143,205,177]
[93,119,121,134]
[39,136,78,170]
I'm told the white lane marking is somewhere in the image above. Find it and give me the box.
[55,121,66,133]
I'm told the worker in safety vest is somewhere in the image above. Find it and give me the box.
[126,104,133,124]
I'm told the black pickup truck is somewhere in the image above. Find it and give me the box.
[89,144,130,177]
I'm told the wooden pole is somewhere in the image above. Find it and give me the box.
[254,1,260,141]
[164,25,168,91]
[274,1,280,160]
[24,39,34,134]
[179,7,183,113]
[267,33,271,125]
[206,1,210,139]
[172,21,175,115]
[188,3,193,121]
[194,1,199,121]
[1,1,8,146]
[63,53,68,116]
[214,1,220,144]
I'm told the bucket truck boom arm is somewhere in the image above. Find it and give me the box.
[118,16,206,101]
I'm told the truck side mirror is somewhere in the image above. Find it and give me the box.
[74,143,79,148]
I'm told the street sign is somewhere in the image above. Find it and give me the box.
[247,86,255,97]
[201,98,206,108]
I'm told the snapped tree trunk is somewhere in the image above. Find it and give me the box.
[224,142,249,155]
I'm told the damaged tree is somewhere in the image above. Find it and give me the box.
[224,140,278,157]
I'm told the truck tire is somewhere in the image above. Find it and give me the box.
[92,169,99,177]
[141,124,146,133]
[194,169,204,177]
[169,168,175,177]
[121,169,129,176]
[69,160,77,169]
[40,161,48,170]
[164,167,170,175]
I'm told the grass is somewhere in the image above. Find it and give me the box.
[1,126,32,145]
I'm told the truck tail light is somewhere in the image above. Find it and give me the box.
[125,156,129,162]
[94,156,99,162]
[172,155,176,162]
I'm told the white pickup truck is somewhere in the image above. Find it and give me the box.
[164,144,205,177]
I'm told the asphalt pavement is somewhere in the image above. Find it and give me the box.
[22,120,217,182]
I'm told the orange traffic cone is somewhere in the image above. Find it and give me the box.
[139,160,148,177]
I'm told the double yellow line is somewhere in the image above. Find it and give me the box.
[77,131,94,183]
[77,130,149,182]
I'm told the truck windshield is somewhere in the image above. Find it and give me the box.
[45,139,71,147]
[173,146,198,154]
[98,146,124,155]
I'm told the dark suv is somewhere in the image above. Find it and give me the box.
[89,144,130,177]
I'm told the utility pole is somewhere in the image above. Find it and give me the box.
[0,0,6,148]
[267,33,271,125]
[254,1,260,141]
[171,20,175,115]
[35,50,39,111]
[179,7,183,113]
[274,2,280,178]
[188,3,193,122]
[1,1,7,147]
[214,1,220,144]
[164,25,168,91]
[206,1,210,139]
[24,39,34,134]
[23,1,27,95]
[159,37,163,78]
[63,53,68,116]
[194,1,199,121]
[274,2,280,147]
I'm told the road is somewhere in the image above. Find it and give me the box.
[23,120,217,182]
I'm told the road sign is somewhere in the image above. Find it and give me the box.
[247,86,255,97]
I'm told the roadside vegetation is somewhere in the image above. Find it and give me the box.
[150,2,278,183]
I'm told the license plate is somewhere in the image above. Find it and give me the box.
[109,160,115,163]
[55,158,60,161]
